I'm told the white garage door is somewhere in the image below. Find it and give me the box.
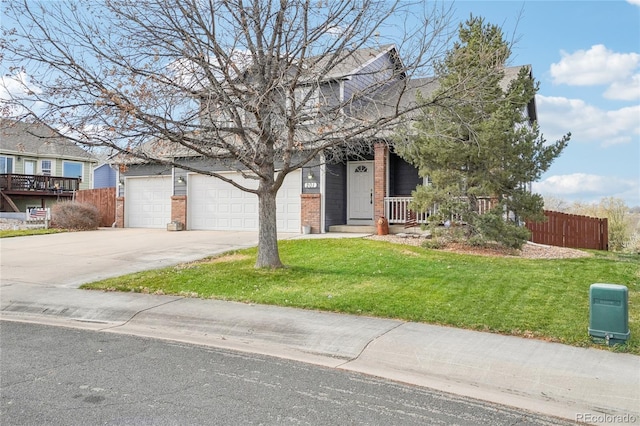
[125,176,172,228]
[188,171,301,232]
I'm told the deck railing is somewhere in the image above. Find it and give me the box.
[384,196,497,224]
[0,173,81,193]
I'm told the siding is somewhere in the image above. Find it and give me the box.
[122,163,173,177]
[324,162,346,230]
[94,164,117,188]
[343,51,395,107]
[389,154,421,196]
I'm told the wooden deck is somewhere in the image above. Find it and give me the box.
[0,173,80,212]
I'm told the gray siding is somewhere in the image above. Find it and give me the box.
[323,162,346,230]
[343,51,395,106]
[389,154,421,196]
[122,163,172,177]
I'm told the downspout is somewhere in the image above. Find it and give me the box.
[320,153,326,233]
[385,145,390,219]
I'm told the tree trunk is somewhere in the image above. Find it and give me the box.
[255,189,283,269]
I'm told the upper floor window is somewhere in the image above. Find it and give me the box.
[286,86,320,121]
[63,161,83,179]
[41,160,52,176]
[0,156,14,174]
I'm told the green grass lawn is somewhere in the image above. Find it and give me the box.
[81,238,640,354]
[0,228,67,238]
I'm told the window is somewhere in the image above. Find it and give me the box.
[41,160,52,176]
[0,156,14,174]
[287,86,320,120]
[63,161,83,179]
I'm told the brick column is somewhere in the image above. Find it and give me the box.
[374,143,388,220]
[301,193,321,234]
[115,197,125,228]
[171,195,187,227]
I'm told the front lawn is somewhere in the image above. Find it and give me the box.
[0,228,67,238]
[81,238,640,354]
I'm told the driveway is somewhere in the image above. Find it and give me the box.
[0,228,291,288]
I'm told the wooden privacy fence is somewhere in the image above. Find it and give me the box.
[75,187,116,227]
[526,210,608,250]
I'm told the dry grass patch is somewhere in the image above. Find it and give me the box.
[207,253,252,263]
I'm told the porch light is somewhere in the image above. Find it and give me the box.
[307,170,314,180]
[118,178,124,187]
[177,176,185,184]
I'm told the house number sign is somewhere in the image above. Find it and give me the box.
[304,182,318,189]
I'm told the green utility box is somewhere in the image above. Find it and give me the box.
[588,283,630,344]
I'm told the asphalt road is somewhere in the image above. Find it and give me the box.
[1,321,575,426]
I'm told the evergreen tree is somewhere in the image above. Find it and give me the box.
[396,16,570,248]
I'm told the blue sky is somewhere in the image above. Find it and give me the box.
[439,0,640,207]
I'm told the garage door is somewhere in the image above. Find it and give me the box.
[188,171,301,232]
[125,176,172,228]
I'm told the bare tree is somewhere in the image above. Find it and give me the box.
[1,0,455,268]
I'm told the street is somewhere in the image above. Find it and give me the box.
[1,321,573,425]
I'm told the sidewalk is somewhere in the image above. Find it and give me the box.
[2,283,639,424]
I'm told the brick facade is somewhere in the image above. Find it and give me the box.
[171,195,187,227]
[115,197,125,228]
[374,143,387,221]
[301,193,321,234]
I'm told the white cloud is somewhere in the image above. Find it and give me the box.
[627,0,640,6]
[0,71,43,115]
[549,45,640,101]
[550,44,639,85]
[533,173,640,206]
[604,73,640,101]
[536,95,640,147]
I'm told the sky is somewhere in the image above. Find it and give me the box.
[437,0,640,207]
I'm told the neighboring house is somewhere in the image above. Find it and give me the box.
[0,119,97,212]
[93,163,118,189]
[115,45,536,233]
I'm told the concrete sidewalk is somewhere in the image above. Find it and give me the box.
[2,284,639,424]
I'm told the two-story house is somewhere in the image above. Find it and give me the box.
[0,119,97,212]
[115,44,536,233]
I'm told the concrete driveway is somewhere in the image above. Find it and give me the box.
[0,228,291,288]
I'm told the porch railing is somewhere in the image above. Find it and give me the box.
[384,196,497,225]
[0,173,81,193]
[384,197,434,224]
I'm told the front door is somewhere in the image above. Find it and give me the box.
[347,161,374,225]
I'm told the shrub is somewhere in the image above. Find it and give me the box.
[421,238,444,250]
[51,201,101,230]
[471,210,531,249]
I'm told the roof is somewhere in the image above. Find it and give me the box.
[0,119,96,162]
[355,65,535,122]
[305,44,402,82]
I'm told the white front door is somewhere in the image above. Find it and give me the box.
[347,161,374,225]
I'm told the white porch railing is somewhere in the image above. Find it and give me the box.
[384,197,434,224]
[384,196,497,225]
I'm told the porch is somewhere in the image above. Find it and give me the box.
[328,196,497,234]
